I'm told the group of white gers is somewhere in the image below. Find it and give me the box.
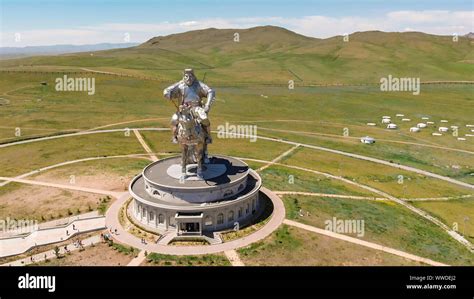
[363,115,473,144]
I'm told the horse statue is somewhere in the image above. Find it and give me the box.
[176,104,207,179]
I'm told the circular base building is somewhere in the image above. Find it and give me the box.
[129,155,262,237]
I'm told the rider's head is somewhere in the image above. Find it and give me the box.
[183,69,195,86]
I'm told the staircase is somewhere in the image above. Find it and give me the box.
[157,231,177,245]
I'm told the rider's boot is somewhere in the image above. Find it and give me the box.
[181,166,187,181]
[203,148,210,164]
[204,125,212,144]
[197,167,204,179]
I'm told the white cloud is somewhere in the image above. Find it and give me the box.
[1,10,472,47]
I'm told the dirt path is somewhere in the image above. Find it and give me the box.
[224,250,245,266]
[85,118,169,132]
[127,250,146,266]
[257,144,300,172]
[403,194,473,201]
[283,219,448,266]
[0,128,169,148]
[133,129,158,161]
[230,132,473,190]
[274,191,386,201]
[258,127,474,155]
[0,176,123,198]
[80,68,124,76]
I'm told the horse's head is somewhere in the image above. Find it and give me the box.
[177,105,204,144]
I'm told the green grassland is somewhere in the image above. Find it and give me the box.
[259,164,376,197]
[144,252,230,266]
[139,130,295,162]
[2,27,472,84]
[27,157,151,180]
[0,132,145,177]
[411,199,474,242]
[238,225,424,266]
[282,195,474,265]
[281,148,473,199]
[0,182,103,221]
[0,73,471,184]
[0,26,472,265]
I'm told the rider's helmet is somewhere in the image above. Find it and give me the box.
[183,69,195,86]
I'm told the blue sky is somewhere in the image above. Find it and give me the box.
[1,0,473,46]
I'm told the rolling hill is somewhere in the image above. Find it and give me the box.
[0,26,472,84]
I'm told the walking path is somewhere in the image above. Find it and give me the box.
[275,191,472,202]
[283,219,448,266]
[0,128,169,149]
[403,194,473,201]
[1,234,101,266]
[224,250,245,266]
[0,211,100,238]
[127,250,147,266]
[105,187,285,255]
[133,129,158,161]
[257,144,300,172]
[230,132,474,190]
[86,118,168,132]
[274,191,387,201]
[0,217,105,257]
[258,127,474,155]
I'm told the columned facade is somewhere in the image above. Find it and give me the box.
[129,155,262,236]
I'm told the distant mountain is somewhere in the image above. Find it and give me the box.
[0,43,139,59]
[0,26,472,84]
[465,32,474,39]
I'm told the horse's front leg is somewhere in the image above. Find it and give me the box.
[196,143,205,178]
[181,144,187,179]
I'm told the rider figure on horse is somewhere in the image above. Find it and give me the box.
[163,69,215,145]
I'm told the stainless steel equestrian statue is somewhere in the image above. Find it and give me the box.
[163,69,215,178]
